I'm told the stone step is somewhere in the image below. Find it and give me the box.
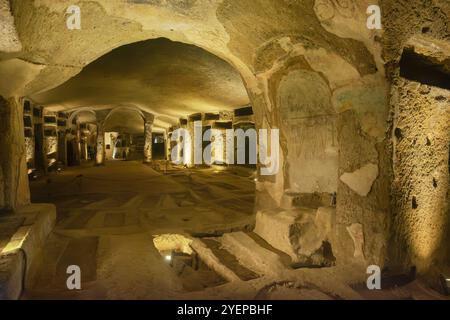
[190,238,241,283]
[219,231,288,277]
[200,238,260,281]
[246,232,293,268]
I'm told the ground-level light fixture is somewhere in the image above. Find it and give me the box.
[439,274,450,295]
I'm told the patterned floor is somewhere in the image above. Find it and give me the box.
[24,160,256,299]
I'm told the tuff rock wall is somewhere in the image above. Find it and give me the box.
[382,0,450,274]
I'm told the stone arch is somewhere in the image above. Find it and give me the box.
[103,106,147,127]
[67,107,97,128]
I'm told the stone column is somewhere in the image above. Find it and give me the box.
[163,130,169,160]
[143,117,153,163]
[187,113,203,167]
[73,126,81,166]
[57,130,67,166]
[95,122,105,166]
[0,96,30,211]
[80,135,88,160]
[32,107,48,174]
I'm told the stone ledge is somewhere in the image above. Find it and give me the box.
[0,203,56,299]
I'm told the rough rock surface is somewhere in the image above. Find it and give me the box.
[254,208,336,267]
[382,0,450,274]
[0,0,22,52]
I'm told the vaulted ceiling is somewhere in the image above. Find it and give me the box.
[31,38,250,129]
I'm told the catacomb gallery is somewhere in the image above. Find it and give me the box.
[0,0,449,303]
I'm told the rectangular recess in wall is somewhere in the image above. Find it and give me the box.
[24,128,33,138]
[205,113,220,121]
[234,106,254,117]
[179,119,188,126]
[23,116,32,128]
[44,116,57,124]
[400,48,450,90]
[189,113,202,122]
[57,120,67,127]
[33,107,42,118]
[214,121,233,130]
[23,100,31,113]
[44,129,57,137]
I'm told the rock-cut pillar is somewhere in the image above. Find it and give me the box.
[95,122,106,166]
[144,119,153,163]
[0,96,30,211]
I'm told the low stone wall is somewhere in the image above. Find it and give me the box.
[0,250,24,300]
[0,203,56,299]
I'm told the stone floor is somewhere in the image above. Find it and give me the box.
[24,160,259,299]
[21,160,449,300]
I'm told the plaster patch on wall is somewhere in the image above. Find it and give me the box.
[332,76,388,140]
[277,37,294,53]
[346,223,364,258]
[340,163,378,196]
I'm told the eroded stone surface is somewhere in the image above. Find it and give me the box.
[255,208,336,267]
[0,0,22,52]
